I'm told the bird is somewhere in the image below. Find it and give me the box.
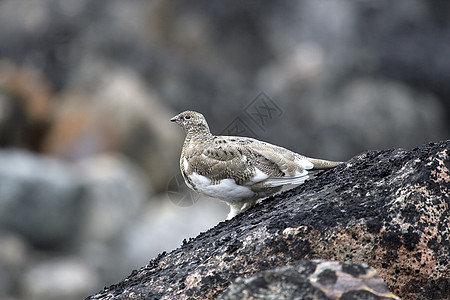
[171,110,342,219]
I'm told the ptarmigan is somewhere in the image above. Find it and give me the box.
[171,110,341,219]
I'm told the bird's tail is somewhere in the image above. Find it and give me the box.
[303,156,342,170]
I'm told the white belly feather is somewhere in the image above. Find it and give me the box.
[188,172,255,202]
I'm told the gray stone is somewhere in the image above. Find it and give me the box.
[0,231,29,298]
[76,153,149,242]
[121,196,226,269]
[44,66,183,193]
[307,79,445,159]
[220,260,400,300]
[21,258,99,300]
[0,150,84,248]
[75,153,151,285]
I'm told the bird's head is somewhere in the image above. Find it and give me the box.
[170,110,211,135]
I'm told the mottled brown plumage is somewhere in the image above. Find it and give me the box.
[171,110,341,219]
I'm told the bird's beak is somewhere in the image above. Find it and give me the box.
[170,115,178,122]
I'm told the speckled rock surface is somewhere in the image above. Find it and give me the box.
[219,260,400,300]
[87,139,449,300]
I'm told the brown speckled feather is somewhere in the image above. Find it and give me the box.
[171,110,342,219]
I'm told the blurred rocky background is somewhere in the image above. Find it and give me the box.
[0,0,448,299]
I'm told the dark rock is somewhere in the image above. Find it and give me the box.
[87,140,450,299]
[220,260,399,300]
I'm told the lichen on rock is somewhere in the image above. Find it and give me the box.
[87,139,449,300]
[219,260,400,300]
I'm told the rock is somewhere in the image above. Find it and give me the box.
[120,195,226,269]
[0,60,53,152]
[0,149,85,248]
[308,78,445,159]
[220,260,400,300]
[87,139,449,300]
[76,153,149,242]
[1,2,450,297]
[2,0,449,164]
[21,258,99,300]
[43,67,183,193]
[148,0,450,158]
[0,231,29,298]
[74,153,151,285]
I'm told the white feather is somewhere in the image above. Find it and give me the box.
[189,172,255,202]
[251,167,270,183]
[263,172,309,187]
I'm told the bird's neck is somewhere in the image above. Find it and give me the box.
[184,127,214,144]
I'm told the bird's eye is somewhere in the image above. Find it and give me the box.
[184,115,191,120]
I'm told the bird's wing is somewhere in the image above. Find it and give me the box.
[190,136,313,187]
[240,137,313,187]
[185,138,257,185]
[239,137,314,172]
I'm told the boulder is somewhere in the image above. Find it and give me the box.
[22,258,99,300]
[0,231,29,297]
[220,260,399,300]
[0,150,84,249]
[87,139,449,299]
